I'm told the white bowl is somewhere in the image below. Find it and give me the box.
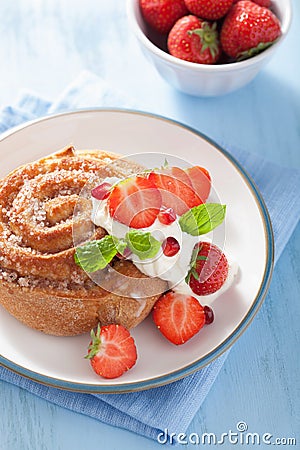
[127,0,292,96]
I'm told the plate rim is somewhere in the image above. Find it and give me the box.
[0,108,274,393]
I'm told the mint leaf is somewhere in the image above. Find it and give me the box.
[74,230,162,272]
[179,203,226,236]
[115,239,127,255]
[75,235,123,272]
[125,230,161,261]
[162,158,169,168]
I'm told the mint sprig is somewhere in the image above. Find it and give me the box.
[75,202,226,273]
[179,203,226,236]
[75,231,161,273]
[126,230,161,261]
[74,235,126,273]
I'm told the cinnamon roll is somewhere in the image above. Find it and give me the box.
[0,146,167,336]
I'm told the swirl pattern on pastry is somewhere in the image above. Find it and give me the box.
[0,147,167,335]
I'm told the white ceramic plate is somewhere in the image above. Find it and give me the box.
[0,110,273,393]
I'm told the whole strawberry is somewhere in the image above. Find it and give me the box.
[168,15,221,65]
[233,0,271,7]
[139,0,188,34]
[252,0,271,6]
[187,242,228,296]
[221,0,281,60]
[184,0,233,20]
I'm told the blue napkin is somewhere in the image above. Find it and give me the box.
[0,71,299,441]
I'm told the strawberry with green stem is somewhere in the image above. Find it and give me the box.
[168,15,221,64]
[220,0,281,60]
[186,242,228,295]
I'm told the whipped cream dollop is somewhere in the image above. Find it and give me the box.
[92,178,238,304]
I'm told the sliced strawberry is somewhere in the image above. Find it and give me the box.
[148,170,202,216]
[162,166,192,186]
[108,176,162,229]
[187,242,228,296]
[185,166,211,203]
[152,291,206,345]
[86,324,137,379]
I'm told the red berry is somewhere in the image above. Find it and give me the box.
[108,176,162,229]
[233,0,271,7]
[158,206,177,225]
[162,236,180,257]
[187,242,228,296]
[86,324,137,379]
[220,1,281,60]
[91,182,111,200]
[153,291,205,345]
[139,0,188,34]
[184,0,233,20]
[168,16,221,65]
[252,0,271,6]
[185,166,211,203]
[148,167,202,215]
[116,247,132,260]
[204,305,214,324]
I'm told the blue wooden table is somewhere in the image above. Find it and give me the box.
[0,1,299,449]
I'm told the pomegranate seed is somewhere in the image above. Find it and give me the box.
[158,207,176,225]
[116,247,132,260]
[204,306,214,325]
[162,237,180,257]
[91,182,111,200]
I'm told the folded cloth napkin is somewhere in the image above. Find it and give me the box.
[0,71,299,442]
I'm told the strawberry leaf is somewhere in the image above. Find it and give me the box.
[188,22,219,59]
[179,203,226,236]
[85,325,101,359]
[192,268,200,281]
[126,230,161,261]
[237,40,278,61]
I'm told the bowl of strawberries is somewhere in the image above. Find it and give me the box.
[127,0,292,96]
